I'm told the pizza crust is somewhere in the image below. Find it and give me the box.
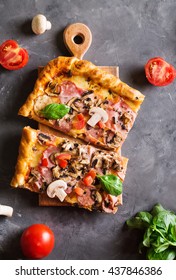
[11,126,37,188]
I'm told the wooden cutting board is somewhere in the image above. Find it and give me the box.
[38,23,120,206]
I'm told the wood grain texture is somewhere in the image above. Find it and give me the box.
[63,23,92,59]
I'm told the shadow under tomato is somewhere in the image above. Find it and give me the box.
[130,67,149,88]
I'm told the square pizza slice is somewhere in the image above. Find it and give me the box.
[11,126,128,214]
[19,56,145,150]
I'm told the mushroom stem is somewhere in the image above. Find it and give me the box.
[46,21,52,30]
[47,180,68,202]
[87,113,101,127]
[0,204,13,217]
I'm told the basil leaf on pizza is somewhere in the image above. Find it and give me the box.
[40,103,70,119]
[97,174,123,196]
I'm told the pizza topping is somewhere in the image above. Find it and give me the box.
[60,140,78,154]
[82,90,94,97]
[91,151,121,174]
[105,130,123,146]
[105,101,135,134]
[28,168,43,191]
[52,166,77,187]
[56,153,71,169]
[82,93,99,109]
[40,103,70,120]
[74,187,84,196]
[102,193,119,213]
[67,98,84,112]
[38,133,53,145]
[87,107,108,127]
[83,169,96,186]
[77,186,95,207]
[97,174,123,196]
[42,146,59,168]
[85,126,104,145]
[59,81,84,104]
[34,95,54,115]
[47,180,67,202]
[45,81,60,96]
[56,116,73,133]
[67,92,98,114]
[38,166,53,184]
[41,158,48,167]
[91,190,102,205]
[72,113,85,130]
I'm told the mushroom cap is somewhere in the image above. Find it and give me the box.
[89,107,108,123]
[47,180,67,200]
[31,14,51,35]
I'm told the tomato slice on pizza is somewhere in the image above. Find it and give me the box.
[19,57,145,150]
[11,127,128,214]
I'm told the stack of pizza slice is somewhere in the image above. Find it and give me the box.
[11,57,144,213]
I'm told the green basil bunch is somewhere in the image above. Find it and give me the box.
[126,204,176,260]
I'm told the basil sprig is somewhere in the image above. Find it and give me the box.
[97,174,123,196]
[126,204,176,260]
[40,103,70,120]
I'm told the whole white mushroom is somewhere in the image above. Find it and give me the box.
[31,14,52,35]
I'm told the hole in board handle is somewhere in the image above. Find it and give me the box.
[73,34,85,45]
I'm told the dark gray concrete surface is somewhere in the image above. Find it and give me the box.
[0,0,176,260]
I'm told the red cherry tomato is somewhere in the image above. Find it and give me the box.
[145,57,175,86]
[20,224,55,259]
[0,40,29,70]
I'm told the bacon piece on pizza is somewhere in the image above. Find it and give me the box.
[19,57,144,150]
[11,126,128,213]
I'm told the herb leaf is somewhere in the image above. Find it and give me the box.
[97,174,122,196]
[40,103,70,119]
[151,203,165,216]
[126,204,176,260]
[147,247,176,260]
[127,212,152,229]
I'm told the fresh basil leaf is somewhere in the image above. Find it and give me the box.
[154,242,170,253]
[40,103,70,119]
[153,211,176,232]
[97,174,122,196]
[147,247,176,260]
[143,227,153,247]
[151,204,165,217]
[168,224,176,242]
[127,212,152,229]
[126,204,176,260]
[152,235,165,248]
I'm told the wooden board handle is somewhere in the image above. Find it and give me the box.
[63,23,92,59]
